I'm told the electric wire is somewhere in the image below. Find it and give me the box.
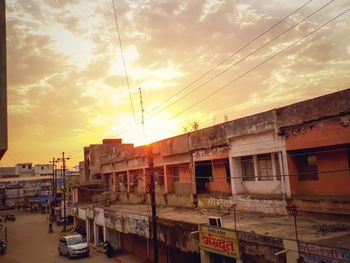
[102,0,335,143]
[143,0,336,121]
[111,0,136,123]
[144,0,314,116]
[68,0,315,149]
[65,3,348,162]
[169,5,350,122]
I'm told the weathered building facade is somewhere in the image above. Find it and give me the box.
[278,90,350,214]
[0,0,7,160]
[71,88,350,263]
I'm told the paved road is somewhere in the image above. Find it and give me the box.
[0,211,111,263]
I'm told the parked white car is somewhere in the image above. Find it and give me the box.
[58,234,89,259]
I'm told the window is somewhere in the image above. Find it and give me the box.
[168,166,179,182]
[298,154,318,181]
[129,174,138,186]
[155,171,164,185]
[225,160,231,183]
[41,166,44,170]
[257,154,273,181]
[241,156,255,181]
[60,238,67,245]
[195,160,213,193]
[118,174,127,185]
[241,153,281,181]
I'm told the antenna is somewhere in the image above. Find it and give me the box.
[139,87,145,133]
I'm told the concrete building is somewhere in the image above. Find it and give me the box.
[15,163,34,176]
[71,88,350,263]
[227,110,290,215]
[278,90,350,213]
[0,166,16,178]
[0,162,74,210]
[0,0,7,160]
[34,164,53,176]
[83,139,123,182]
[0,175,50,209]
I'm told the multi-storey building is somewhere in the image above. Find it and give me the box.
[0,163,69,210]
[0,0,7,160]
[71,89,350,263]
[34,164,53,176]
[15,163,34,176]
[0,167,16,178]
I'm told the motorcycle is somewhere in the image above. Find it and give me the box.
[103,241,113,258]
[0,240,7,255]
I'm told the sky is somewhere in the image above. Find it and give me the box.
[1,0,350,167]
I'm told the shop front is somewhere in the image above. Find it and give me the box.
[86,207,94,243]
[199,224,241,263]
[104,209,121,250]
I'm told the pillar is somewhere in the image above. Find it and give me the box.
[93,222,98,246]
[86,220,91,243]
[103,225,107,242]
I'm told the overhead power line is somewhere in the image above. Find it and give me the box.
[102,3,346,146]
[66,1,345,157]
[144,0,314,117]
[99,0,315,141]
[169,6,349,122]
[111,0,136,123]
[143,0,336,120]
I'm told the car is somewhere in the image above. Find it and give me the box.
[58,234,89,259]
[5,214,15,222]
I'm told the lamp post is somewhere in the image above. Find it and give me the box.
[57,152,70,232]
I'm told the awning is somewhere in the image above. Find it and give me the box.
[27,195,51,203]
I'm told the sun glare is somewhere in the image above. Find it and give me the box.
[108,113,181,147]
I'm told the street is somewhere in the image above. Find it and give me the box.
[0,211,111,263]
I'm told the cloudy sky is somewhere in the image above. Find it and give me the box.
[1,0,350,167]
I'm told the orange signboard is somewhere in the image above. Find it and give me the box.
[199,224,240,259]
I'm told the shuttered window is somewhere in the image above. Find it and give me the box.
[241,156,255,181]
[257,154,273,181]
[168,166,180,182]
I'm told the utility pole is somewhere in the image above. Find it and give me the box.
[49,158,56,219]
[57,152,70,232]
[148,144,158,263]
[288,205,301,261]
[139,86,157,262]
[139,87,145,133]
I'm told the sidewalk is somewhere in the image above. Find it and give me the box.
[91,242,144,263]
[113,252,144,263]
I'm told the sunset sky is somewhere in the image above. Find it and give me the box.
[1,0,350,167]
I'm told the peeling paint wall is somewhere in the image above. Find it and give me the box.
[189,124,227,150]
[286,116,350,197]
[226,110,276,138]
[277,89,350,128]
